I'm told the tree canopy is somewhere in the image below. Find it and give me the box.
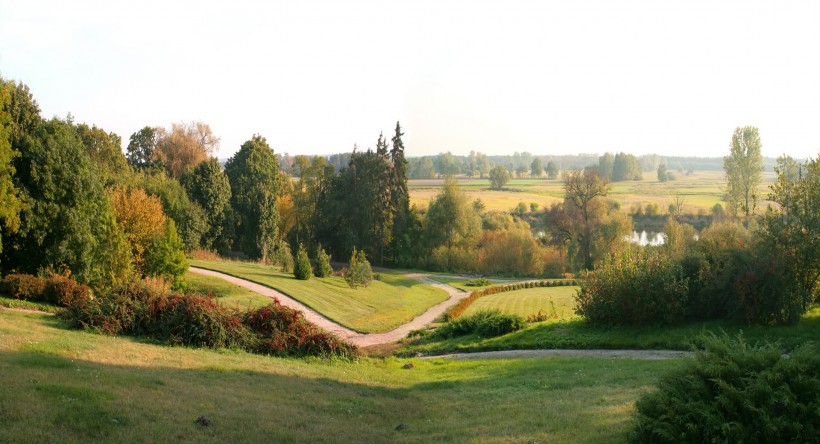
[724,126,763,217]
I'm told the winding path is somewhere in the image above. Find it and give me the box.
[189,267,468,347]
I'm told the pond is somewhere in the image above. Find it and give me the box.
[626,230,666,246]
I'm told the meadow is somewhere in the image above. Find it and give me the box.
[462,286,579,320]
[409,171,778,213]
[189,259,449,333]
[0,310,681,443]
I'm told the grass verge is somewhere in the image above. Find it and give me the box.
[189,259,449,334]
[0,310,682,443]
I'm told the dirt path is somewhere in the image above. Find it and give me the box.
[421,349,693,361]
[0,305,55,316]
[188,267,468,347]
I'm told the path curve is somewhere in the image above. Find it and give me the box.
[420,349,693,361]
[189,267,468,347]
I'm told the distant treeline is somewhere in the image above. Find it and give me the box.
[271,151,780,178]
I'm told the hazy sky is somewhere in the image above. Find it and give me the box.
[1,0,818,159]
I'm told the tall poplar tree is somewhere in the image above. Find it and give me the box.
[723,126,763,217]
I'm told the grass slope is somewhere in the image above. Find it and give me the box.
[404,306,820,356]
[0,310,680,443]
[184,271,272,310]
[463,286,579,319]
[189,259,449,334]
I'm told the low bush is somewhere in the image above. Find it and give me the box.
[630,333,820,443]
[464,278,491,287]
[1,274,46,301]
[437,309,524,338]
[61,280,357,359]
[43,275,92,307]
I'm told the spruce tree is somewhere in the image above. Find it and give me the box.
[314,245,333,278]
[293,243,312,280]
[345,247,373,288]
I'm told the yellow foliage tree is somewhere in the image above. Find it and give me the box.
[108,186,167,274]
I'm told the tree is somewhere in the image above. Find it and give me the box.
[1,117,131,289]
[345,247,373,288]
[224,134,281,261]
[293,244,312,280]
[143,219,188,289]
[657,164,670,182]
[314,245,333,278]
[530,157,543,178]
[545,160,559,179]
[612,152,642,181]
[75,123,129,185]
[515,164,528,178]
[156,121,219,179]
[424,177,481,270]
[598,153,614,180]
[0,78,26,256]
[724,126,763,217]
[138,171,208,252]
[181,158,231,250]
[489,165,510,190]
[126,126,162,171]
[388,121,413,266]
[761,155,819,307]
[108,186,167,275]
[546,168,618,271]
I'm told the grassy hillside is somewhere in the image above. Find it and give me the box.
[462,286,579,320]
[184,271,272,310]
[0,310,681,443]
[189,259,449,334]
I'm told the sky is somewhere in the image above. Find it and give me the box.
[1,0,818,160]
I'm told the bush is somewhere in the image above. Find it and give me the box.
[630,334,820,443]
[43,275,92,307]
[345,247,372,289]
[464,278,491,287]
[437,309,524,338]
[313,246,333,278]
[61,280,357,359]
[293,244,312,280]
[1,274,46,301]
[575,250,690,326]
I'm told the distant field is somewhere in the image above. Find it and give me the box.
[189,259,449,334]
[463,286,580,320]
[409,171,778,213]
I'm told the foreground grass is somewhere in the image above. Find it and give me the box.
[0,310,680,443]
[403,306,820,356]
[184,271,272,310]
[189,259,449,334]
[463,286,580,319]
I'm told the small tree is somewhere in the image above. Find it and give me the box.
[489,165,510,190]
[143,220,188,289]
[314,245,333,278]
[345,247,373,288]
[293,244,312,280]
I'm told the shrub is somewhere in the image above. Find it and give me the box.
[437,309,524,338]
[464,278,491,287]
[293,244,312,280]
[61,281,357,359]
[630,334,820,443]
[526,303,559,323]
[313,246,333,278]
[345,247,372,289]
[575,250,689,326]
[1,274,46,301]
[43,275,92,307]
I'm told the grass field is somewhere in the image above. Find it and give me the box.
[189,259,449,334]
[409,171,778,214]
[462,286,580,320]
[184,271,273,310]
[403,305,820,356]
[0,310,681,443]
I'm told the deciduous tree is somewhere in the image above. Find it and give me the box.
[156,121,219,179]
[489,165,510,190]
[723,126,763,217]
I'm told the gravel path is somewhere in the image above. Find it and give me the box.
[188,267,467,347]
[421,349,693,360]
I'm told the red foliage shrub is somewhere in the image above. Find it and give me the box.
[44,275,92,307]
[1,274,46,301]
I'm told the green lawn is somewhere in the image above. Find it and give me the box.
[0,310,681,443]
[463,286,580,320]
[189,259,449,334]
[403,305,820,357]
[0,295,62,314]
[184,271,273,311]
